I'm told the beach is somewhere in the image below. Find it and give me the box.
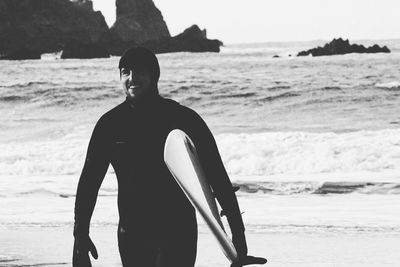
[1,227,399,267]
[1,188,399,266]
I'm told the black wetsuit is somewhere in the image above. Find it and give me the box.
[74,96,244,267]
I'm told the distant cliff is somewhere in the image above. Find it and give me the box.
[0,0,222,59]
[0,0,109,59]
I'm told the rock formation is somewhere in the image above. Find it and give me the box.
[102,0,170,55]
[0,0,109,59]
[143,25,223,54]
[113,0,170,42]
[297,38,390,57]
[0,0,223,59]
[72,0,93,12]
[98,0,223,55]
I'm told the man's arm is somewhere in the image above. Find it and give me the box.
[73,117,110,266]
[74,117,110,236]
[185,109,267,266]
[185,111,246,253]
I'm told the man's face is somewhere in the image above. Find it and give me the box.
[120,67,152,101]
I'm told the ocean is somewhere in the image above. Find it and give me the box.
[1,40,400,238]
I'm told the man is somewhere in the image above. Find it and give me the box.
[73,47,266,267]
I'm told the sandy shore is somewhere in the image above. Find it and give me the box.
[1,226,399,267]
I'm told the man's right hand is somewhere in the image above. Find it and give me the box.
[232,230,248,258]
[231,255,267,267]
[72,235,98,267]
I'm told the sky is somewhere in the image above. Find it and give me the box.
[92,0,400,44]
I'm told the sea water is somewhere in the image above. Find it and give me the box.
[1,40,400,235]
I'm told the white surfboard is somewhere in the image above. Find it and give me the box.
[164,129,238,263]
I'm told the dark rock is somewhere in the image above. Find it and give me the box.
[297,38,391,57]
[61,42,109,59]
[98,30,128,56]
[273,55,280,58]
[366,44,390,53]
[106,0,170,54]
[0,0,224,59]
[72,0,93,12]
[0,0,108,59]
[141,25,223,54]
[0,47,41,60]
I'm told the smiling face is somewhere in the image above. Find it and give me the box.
[120,68,152,101]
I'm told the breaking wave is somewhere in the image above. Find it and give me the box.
[2,129,400,180]
[375,81,400,90]
[234,181,400,195]
[216,129,400,177]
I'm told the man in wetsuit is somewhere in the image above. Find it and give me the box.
[73,47,266,267]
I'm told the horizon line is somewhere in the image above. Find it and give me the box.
[223,38,400,46]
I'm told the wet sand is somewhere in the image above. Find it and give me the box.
[1,226,399,266]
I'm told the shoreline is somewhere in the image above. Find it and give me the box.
[1,227,399,267]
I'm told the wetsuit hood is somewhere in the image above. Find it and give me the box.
[119,47,160,101]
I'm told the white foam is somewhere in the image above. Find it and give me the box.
[215,129,400,180]
[41,51,62,61]
[1,129,400,182]
[0,127,90,177]
[375,81,400,88]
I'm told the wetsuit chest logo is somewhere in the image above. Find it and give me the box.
[115,141,126,145]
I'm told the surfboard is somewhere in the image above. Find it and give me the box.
[164,129,238,263]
